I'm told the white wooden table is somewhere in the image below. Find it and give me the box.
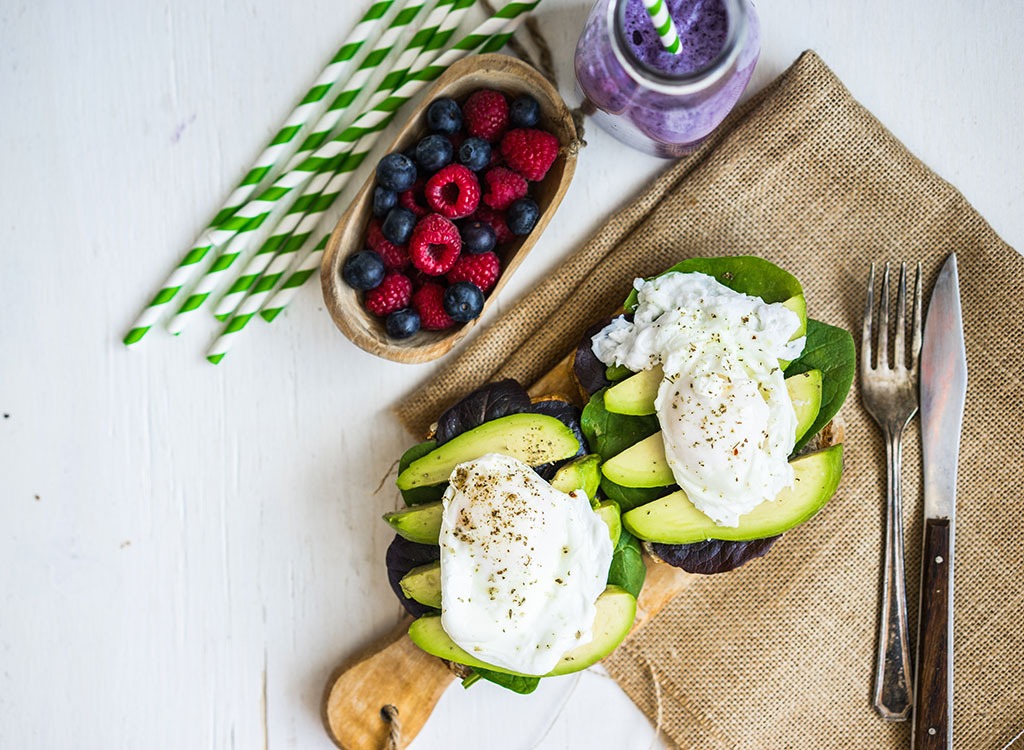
[2,1,1021,748]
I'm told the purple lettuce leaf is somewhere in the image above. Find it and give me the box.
[385,535,441,617]
[649,536,780,575]
[435,379,532,446]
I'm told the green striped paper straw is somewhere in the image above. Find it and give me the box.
[211,0,471,322]
[179,0,541,302]
[642,0,682,54]
[123,0,396,347]
[205,4,541,363]
[164,0,435,335]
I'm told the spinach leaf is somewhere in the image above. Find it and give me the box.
[469,667,540,694]
[607,529,646,598]
[580,388,661,460]
[785,318,856,452]
[600,475,674,513]
[624,256,803,311]
[398,441,446,506]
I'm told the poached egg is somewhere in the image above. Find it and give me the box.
[439,453,612,676]
[591,271,805,527]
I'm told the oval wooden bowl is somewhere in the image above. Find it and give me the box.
[321,53,579,363]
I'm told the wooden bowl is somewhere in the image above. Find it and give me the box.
[321,53,579,363]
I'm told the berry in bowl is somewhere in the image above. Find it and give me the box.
[321,54,579,363]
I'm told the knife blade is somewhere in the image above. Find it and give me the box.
[912,253,967,750]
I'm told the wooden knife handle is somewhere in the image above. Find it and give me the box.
[912,518,952,750]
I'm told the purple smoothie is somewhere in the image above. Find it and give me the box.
[574,0,759,156]
[623,0,730,77]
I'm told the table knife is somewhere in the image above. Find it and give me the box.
[913,254,967,750]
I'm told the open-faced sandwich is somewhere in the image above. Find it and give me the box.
[380,256,855,694]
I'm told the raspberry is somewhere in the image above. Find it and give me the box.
[446,251,500,293]
[500,128,559,181]
[462,90,509,143]
[481,167,528,210]
[399,178,430,218]
[471,205,514,245]
[409,214,462,275]
[364,272,412,317]
[425,164,481,219]
[366,219,409,270]
[412,282,455,331]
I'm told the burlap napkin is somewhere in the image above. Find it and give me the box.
[395,51,1024,748]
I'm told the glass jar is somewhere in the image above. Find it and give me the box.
[574,0,760,157]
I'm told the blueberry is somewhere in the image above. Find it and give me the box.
[509,95,541,128]
[426,97,463,135]
[458,137,492,172]
[341,250,385,290]
[372,186,398,218]
[506,197,540,236]
[415,134,454,173]
[459,220,496,254]
[382,206,416,245]
[443,281,485,322]
[376,153,417,192]
[385,308,421,339]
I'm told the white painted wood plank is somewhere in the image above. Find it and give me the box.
[0,1,1020,749]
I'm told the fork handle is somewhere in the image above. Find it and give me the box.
[873,429,913,720]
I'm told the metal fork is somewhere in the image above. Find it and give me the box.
[861,261,923,722]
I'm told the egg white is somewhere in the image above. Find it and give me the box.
[439,453,613,676]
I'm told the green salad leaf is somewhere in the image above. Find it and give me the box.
[580,388,660,460]
[785,319,856,452]
[600,475,673,513]
[606,529,646,598]
[624,256,803,311]
[398,441,447,506]
[467,667,540,694]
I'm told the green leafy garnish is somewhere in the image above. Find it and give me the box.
[580,388,660,460]
[785,319,856,452]
[606,529,646,598]
[600,475,673,513]
[468,667,540,694]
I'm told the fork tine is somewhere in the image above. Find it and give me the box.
[894,262,908,369]
[862,263,876,371]
[910,261,923,369]
[877,263,891,369]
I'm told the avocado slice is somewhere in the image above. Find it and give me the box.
[604,367,662,416]
[399,562,442,609]
[600,433,673,488]
[595,501,622,547]
[385,496,622,547]
[549,454,602,501]
[396,413,581,490]
[787,369,823,444]
[384,502,443,545]
[600,369,826,489]
[407,585,637,677]
[621,444,843,544]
